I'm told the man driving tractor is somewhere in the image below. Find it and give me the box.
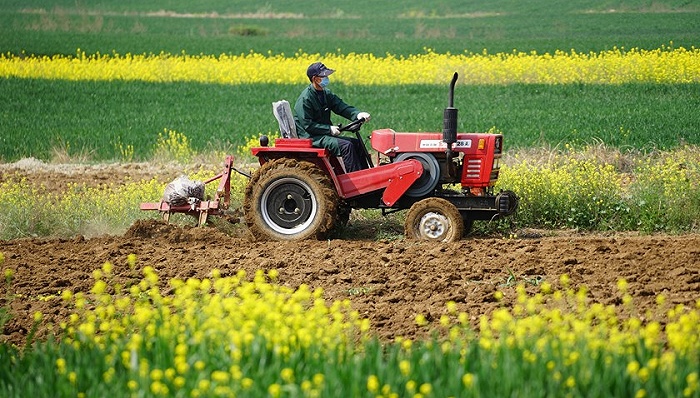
[293,62,371,173]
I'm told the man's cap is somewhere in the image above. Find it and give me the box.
[306,62,335,81]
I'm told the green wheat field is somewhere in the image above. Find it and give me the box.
[1,0,699,161]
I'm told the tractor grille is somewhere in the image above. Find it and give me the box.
[466,159,482,179]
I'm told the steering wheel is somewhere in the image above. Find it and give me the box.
[339,117,366,132]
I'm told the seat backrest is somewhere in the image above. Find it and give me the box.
[272,100,298,138]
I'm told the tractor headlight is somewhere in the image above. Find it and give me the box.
[494,136,503,154]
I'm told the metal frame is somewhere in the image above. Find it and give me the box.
[140,155,233,226]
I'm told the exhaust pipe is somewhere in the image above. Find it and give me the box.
[443,72,458,171]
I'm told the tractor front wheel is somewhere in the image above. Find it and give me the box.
[244,159,338,241]
[404,197,464,242]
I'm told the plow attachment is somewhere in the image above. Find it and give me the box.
[140,155,236,226]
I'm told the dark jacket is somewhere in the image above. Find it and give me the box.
[293,84,360,156]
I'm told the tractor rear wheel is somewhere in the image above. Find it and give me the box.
[404,197,464,242]
[244,159,338,241]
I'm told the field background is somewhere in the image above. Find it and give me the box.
[1,3,700,397]
[2,0,700,55]
[1,0,699,161]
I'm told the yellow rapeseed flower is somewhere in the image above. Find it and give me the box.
[268,383,281,397]
[91,280,107,295]
[102,262,113,275]
[656,294,666,306]
[33,311,43,322]
[1,46,697,85]
[627,360,641,376]
[415,314,429,327]
[56,358,67,374]
[399,360,411,376]
[367,375,380,393]
[211,370,229,383]
[280,367,294,383]
[540,281,552,294]
[560,376,574,389]
[462,373,475,388]
[617,278,629,293]
[239,378,253,389]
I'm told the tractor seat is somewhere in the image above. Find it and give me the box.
[272,100,298,139]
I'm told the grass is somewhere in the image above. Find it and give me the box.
[1,79,698,162]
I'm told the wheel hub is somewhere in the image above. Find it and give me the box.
[260,178,316,234]
[280,194,301,215]
[418,212,449,240]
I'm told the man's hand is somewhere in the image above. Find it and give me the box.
[357,112,371,121]
[330,125,341,136]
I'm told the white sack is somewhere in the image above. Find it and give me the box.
[163,175,205,206]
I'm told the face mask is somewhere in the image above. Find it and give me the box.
[319,76,330,87]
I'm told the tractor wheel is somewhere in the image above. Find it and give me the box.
[244,159,338,241]
[404,197,464,242]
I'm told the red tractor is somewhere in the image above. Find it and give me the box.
[244,73,517,242]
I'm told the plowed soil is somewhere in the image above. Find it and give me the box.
[1,160,699,346]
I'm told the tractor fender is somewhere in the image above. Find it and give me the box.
[335,159,424,206]
[251,139,347,197]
